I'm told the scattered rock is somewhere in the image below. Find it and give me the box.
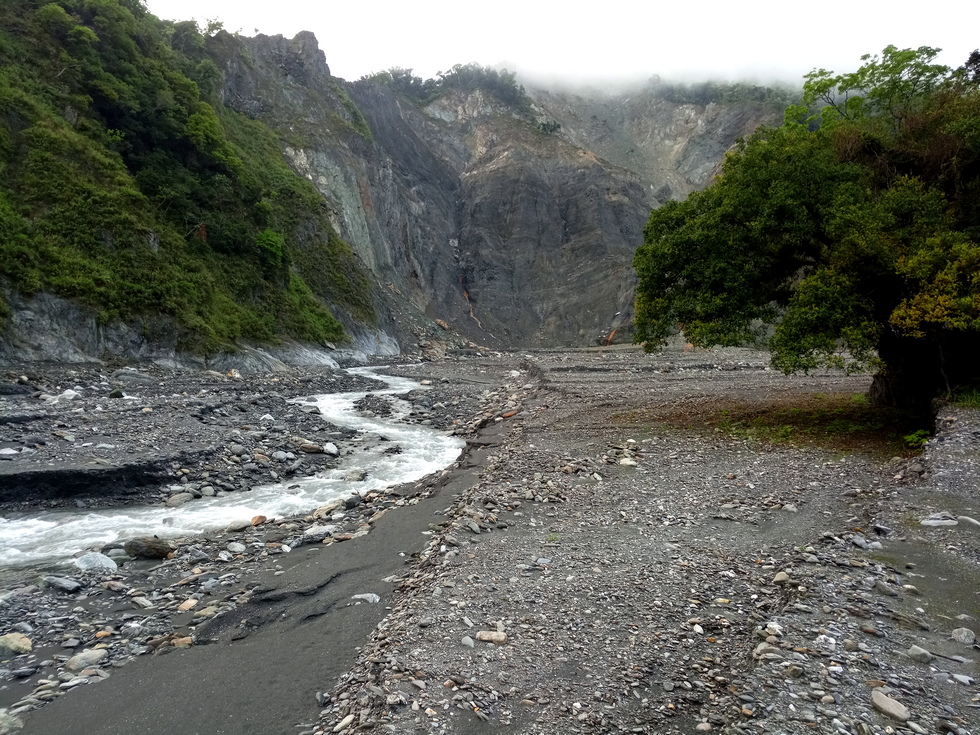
[123,537,173,559]
[64,649,108,672]
[871,688,911,722]
[0,633,32,655]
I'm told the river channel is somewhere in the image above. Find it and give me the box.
[0,367,465,574]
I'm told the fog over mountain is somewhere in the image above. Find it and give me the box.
[144,0,976,85]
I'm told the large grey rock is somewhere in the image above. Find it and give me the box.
[64,648,108,672]
[111,369,156,384]
[907,645,933,663]
[73,552,118,573]
[871,688,910,722]
[951,627,976,645]
[123,537,173,559]
[0,633,32,655]
[42,576,82,593]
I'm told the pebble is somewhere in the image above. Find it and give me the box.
[475,630,508,644]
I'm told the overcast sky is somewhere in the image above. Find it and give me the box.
[144,0,977,86]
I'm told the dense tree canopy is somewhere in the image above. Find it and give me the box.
[363,63,534,115]
[0,0,372,351]
[633,46,980,412]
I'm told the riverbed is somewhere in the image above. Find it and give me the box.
[0,366,463,576]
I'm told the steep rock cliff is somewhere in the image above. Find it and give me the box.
[212,33,784,348]
[529,85,784,205]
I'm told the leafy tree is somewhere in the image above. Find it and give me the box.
[634,47,980,413]
[647,77,797,109]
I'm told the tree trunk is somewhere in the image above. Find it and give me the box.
[866,333,940,416]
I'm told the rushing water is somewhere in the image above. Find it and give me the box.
[0,367,464,573]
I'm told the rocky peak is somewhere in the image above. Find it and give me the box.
[249,30,331,83]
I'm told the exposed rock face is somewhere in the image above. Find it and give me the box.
[211,33,779,349]
[0,31,781,362]
[529,86,782,205]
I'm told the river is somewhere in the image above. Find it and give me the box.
[0,366,464,574]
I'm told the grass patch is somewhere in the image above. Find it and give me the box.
[614,392,930,457]
[951,388,980,409]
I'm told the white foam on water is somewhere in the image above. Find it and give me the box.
[0,367,464,573]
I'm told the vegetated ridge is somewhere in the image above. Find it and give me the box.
[0,0,375,360]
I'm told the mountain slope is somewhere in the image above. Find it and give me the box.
[0,3,788,360]
[0,1,373,357]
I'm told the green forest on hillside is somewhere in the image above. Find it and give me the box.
[0,0,372,352]
[635,47,980,411]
